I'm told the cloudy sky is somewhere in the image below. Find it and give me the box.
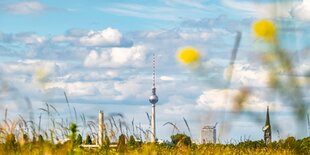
[1,0,310,142]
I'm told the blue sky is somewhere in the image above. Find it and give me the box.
[0,0,310,142]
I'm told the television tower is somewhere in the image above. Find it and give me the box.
[149,53,158,142]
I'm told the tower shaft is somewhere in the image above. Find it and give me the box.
[151,103,156,142]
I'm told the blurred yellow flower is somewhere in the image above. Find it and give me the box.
[33,68,49,89]
[253,20,277,42]
[177,47,201,64]
[35,68,48,81]
[261,53,277,63]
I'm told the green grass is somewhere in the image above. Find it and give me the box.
[0,128,309,155]
[0,137,309,155]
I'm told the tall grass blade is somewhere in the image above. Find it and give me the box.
[146,112,151,127]
[183,117,192,138]
[64,91,73,121]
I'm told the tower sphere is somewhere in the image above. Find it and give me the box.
[149,94,158,104]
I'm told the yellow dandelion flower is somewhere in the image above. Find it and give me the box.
[177,47,201,64]
[253,20,277,42]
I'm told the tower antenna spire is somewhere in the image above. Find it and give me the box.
[152,53,156,89]
[149,53,158,142]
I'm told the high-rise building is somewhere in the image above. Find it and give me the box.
[201,123,217,144]
[149,53,158,142]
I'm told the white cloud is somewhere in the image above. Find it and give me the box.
[15,33,46,44]
[0,32,46,44]
[0,59,69,100]
[196,89,286,112]
[197,89,231,110]
[2,1,46,14]
[61,70,119,82]
[222,0,297,18]
[164,0,207,10]
[114,78,145,100]
[79,28,122,46]
[291,0,310,21]
[0,59,66,75]
[51,27,131,47]
[99,2,208,21]
[179,32,210,40]
[160,76,175,81]
[100,4,178,21]
[84,45,147,68]
[44,80,122,100]
[46,81,97,96]
[226,63,269,87]
[51,35,75,42]
[160,95,196,115]
[0,59,69,92]
[83,50,100,67]
[140,30,212,41]
[44,74,149,100]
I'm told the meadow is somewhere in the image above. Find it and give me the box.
[0,100,309,155]
[0,122,309,155]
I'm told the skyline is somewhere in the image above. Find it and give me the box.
[0,0,310,142]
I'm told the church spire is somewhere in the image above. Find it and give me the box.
[263,106,272,144]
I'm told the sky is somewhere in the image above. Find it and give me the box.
[1,0,310,142]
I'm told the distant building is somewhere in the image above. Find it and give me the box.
[263,106,272,145]
[201,123,217,144]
